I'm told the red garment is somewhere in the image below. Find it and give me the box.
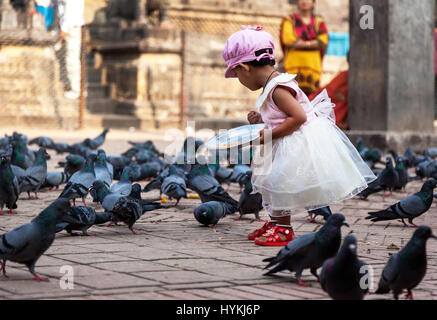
[309,70,349,130]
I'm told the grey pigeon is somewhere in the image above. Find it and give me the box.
[143,166,171,192]
[11,138,34,169]
[376,226,436,300]
[237,173,263,221]
[379,156,399,197]
[0,198,77,281]
[307,206,332,223]
[263,213,349,287]
[90,168,132,212]
[82,128,109,150]
[161,165,187,205]
[415,157,434,180]
[404,146,417,168]
[28,136,54,148]
[366,179,437,227]
[18,148,48,199]
[94,151,112,188]
[320,235,369,300]
[194,201,234,228]
[59,154,96,206]
[52,142,71,154]
[97,149,114,180]
[208,163,233,189]
[187,162,239,211]
[41,171,70,190]
[0,151,20,215]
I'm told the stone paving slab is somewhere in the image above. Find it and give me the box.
[0,133,437,300]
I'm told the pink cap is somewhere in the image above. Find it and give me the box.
[222,26,275,78]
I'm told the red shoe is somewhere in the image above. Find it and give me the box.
[248,221,275,240]
[254,225,295,246]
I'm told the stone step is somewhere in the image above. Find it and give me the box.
[86,68,103,83]
[84,113,142,129]
[114,100,137,116]
[86,83,111,99]
[86,98,117,114]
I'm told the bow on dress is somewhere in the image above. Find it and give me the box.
[310,89,336,124]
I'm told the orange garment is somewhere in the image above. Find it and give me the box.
[309,70,349,130]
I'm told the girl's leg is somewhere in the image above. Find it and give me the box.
[254,210,294,245]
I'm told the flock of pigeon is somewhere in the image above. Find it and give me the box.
[0,130,436,300]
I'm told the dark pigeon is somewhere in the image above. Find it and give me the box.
[237,173,263,221]
[263,213,349,287]
[379,156,399,197]
[394,156,409,192]
[194,201,234,228]
[366,179,437,227]
[415,157,434,180]
[230,164,252,193]
[59,154,96,206]
[11,139,33,169]
[111,184,162,234]
[357,176,383,200]
[55,206,98,236]
[307,206,332,223]
[376,226,436,300]
[63,154,85,176]
[0,150,20,215]
[0,198,77,281]
[52,142,71,154]
[320,235,369,300]
[18,148,48,199]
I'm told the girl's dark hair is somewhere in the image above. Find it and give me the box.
[245,48,276,67]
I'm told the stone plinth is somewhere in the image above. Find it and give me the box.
[348,0,435,133]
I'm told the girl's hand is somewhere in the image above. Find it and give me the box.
[248,111,263,124]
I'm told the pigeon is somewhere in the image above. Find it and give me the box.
[10,138,34,169]
[82,128,109,150]
[404,146,417,168]
[41,171,70,190]
[356,137,382,165]
[366,179,437,227]
[379,156,399,197]
[307,206,332,223]
[415,157,434,180]
[63,154,85,176]
[0,198,77,281]
[187,162,239,210]
[320,235,369,300]
[128,140,162,157]
[59,154,96,206]
[194,201,234,228]
[143,167,171,192]
[208,163,233,190]
[28,136,54,148]
[93,150,112,188]
[55,206,98,236]
[230,164,252,193]
[376,226,436,300]
[90,168,132,211]
[357,176,383,200]
[263,213,349,287]
[237,173,263,221]
[394,156,409,192]
[107,154,131,180]
[17,148,48,199]
[52,142,71,154]
[111,184,162,234]
[161,165,187,205]
[0,150,20,215]
[134,149,156,164]
[97,149,114,180]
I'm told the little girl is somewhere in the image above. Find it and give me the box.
[222,26,376,246]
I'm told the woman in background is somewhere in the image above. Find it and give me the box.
[280,0,329,96]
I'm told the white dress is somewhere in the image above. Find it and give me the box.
[251,73,376,213]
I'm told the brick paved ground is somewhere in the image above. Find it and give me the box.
[1,128,437,300]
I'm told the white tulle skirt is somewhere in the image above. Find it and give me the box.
[251,117,377,213]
